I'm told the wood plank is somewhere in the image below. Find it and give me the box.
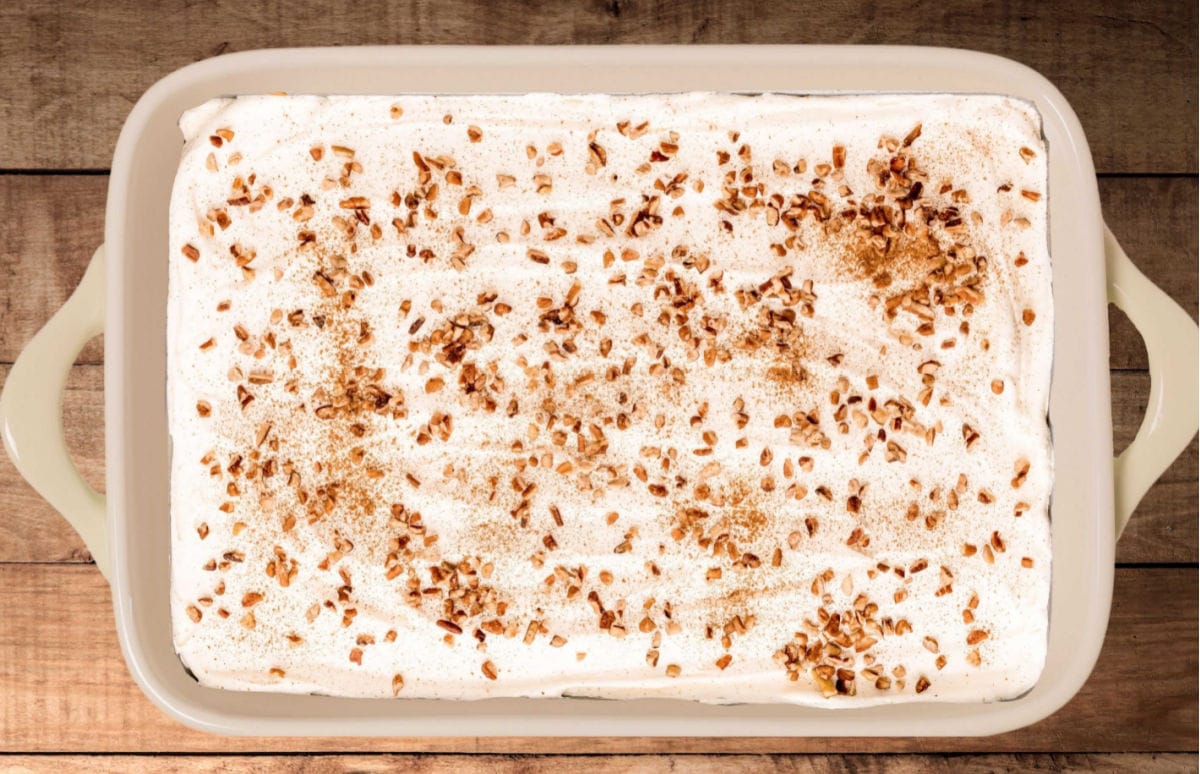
[1104,177,1199,371]
[1,175,1193,368]
[0,175,106,365]
[0,1,1194,174]
[0,565,1193,753]
[0,753,1193,773]
[3,366,1190,565]
[0,364,104,564]
[1111,375,1199,564]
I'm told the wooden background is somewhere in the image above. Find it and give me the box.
[0,1,1195,771]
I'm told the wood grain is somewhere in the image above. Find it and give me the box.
[0,175,1193,368]
[0,1,1195,174]
[1105,176,1199,371]
[0,2,1193,765]
[2,365,1191,566]
[0,565,1192,753]
[0,753,1194,773]
[0,175,106,365]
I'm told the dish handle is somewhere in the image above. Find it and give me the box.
[1105,225,1199,539]
[0,246,109,579]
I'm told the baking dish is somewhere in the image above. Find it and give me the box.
[1,45,1196,737]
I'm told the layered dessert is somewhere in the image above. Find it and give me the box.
[168,93,1052,704]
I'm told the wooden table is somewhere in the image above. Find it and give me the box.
[0,2,1195,771]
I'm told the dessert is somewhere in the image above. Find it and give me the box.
[168,93,1052,704]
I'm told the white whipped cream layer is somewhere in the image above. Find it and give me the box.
[168,93,1052,705]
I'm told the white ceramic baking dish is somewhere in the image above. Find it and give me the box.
[2,45,1196,737]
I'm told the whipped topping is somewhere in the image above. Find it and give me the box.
[168,93,1052,704]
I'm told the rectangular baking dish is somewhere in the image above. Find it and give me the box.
[2,45,1196,737]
